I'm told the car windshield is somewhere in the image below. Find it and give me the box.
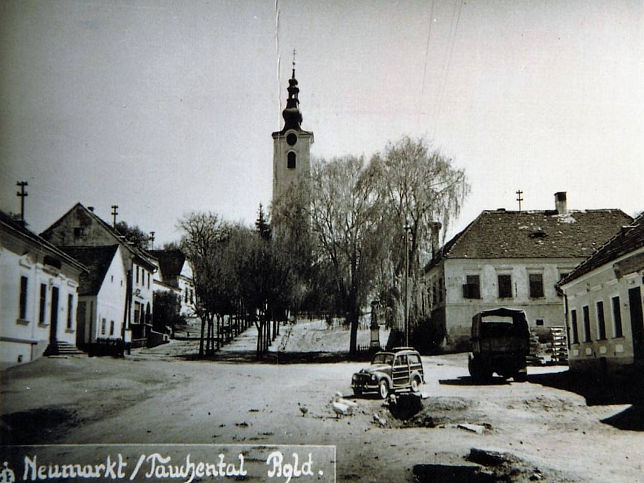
[371,353,393,365]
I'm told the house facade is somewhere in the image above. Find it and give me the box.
[60,245,127,347]
[0,211,86,366]
[423,193,632,351]
[40,203,156,343]
[149,249,195,317]
[560,213,643,372]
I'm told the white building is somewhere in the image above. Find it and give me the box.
[40,203,157,344]
[149,249,195,317]
[60,245,127,347]
[0,211,86,366]
[423,193,632,352]
[560,213,643,372]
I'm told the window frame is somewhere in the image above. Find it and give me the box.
[529,273,545,298]
[571,309,579,344]
[582,305,591,342]
[612,296,623,338]
[19,275,28,321]
[498,274,512,298]
[596,300,606,340]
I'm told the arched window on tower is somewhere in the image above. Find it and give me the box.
[287,151,296,169]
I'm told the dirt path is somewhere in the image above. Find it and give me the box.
[2,325,644,482]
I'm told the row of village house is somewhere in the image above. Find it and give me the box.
[0,203,195,366]
[1,194,643,376]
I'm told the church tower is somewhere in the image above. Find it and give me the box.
[271,57,314,202]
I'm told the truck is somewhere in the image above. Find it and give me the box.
[468,307,530,381]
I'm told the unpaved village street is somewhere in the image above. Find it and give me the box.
[2,321,644,482]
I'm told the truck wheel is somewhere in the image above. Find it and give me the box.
[514,371,528,382]
[468,357,492,381]
[378,379,390,399]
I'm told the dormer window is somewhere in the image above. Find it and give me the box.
[287,151,296,169]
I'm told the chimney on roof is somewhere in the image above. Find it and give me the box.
[87,206,94,212]
[555,192,567,215]
[430,221,442,258]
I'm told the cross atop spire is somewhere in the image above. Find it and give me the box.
[292,48,297,72]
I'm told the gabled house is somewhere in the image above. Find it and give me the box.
[149,249,195,317]
[559,212,643,373]
[0,211,86,366]
[58,245,127,349]
[40,203,156,344]
[423,193,632,351]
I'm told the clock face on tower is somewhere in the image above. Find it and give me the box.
[286,133,297,146]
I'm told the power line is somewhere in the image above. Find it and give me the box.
[435,0,464,123]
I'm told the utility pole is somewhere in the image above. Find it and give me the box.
[16,181,28,223]
[404,220,412,347]
[111,205,119,227]
[516,189,524,211]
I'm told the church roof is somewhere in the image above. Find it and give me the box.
[272,67,313,136]
[426,208,632,271]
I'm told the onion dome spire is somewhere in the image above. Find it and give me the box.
[282,50,303,131]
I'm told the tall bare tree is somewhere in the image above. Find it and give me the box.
[178,212,234,357]
[368,136,469,340]
[306,155,387,354]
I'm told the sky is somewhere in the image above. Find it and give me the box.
[1,0,642,246]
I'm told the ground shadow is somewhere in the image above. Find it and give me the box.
[439,376,511,386]
[412,464,499,482]
[179,350,372,364]
[528,369,644,431]
[0,407,78,445]
[527,370,644,405]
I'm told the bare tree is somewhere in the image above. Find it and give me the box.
[368,136,469,340]
[306,155,387,354]
[178,212,233,357]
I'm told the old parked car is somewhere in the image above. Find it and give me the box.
[351,347,425,399]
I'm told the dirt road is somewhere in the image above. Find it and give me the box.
[2,327,643,482]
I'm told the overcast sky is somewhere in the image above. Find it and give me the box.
[1,0,642,246]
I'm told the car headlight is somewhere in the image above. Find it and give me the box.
[371,374,377,382]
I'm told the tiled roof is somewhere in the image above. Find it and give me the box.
[0,210,87,272]
[559,212,644,285]
[149,249,186,286]
[426,209,632,270]
[59,245,120,295]
[41,203,157,270]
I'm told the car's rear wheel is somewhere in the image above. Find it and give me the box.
[410,375,421,393]
[378,379,389,399]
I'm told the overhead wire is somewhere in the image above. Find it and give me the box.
[435,0,464,123]
[419,0,437,130]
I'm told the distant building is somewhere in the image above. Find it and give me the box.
[559,212,643,372]
[149,249,195,317]
[423,193,632,351]
[0,211,86,366]
[40,203,156,343]
[272,64,313,203]
[59,245,127,348]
